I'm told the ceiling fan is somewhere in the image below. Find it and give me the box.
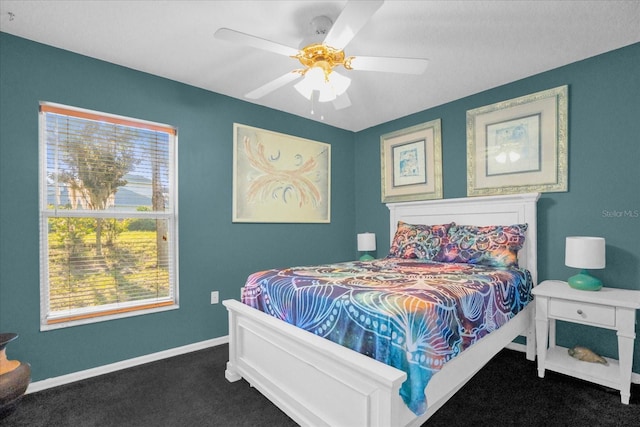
[214,0,428,111]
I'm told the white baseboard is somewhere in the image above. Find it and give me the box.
[505,342,526,353]
[27,336,229,394]
[25,335,640,394]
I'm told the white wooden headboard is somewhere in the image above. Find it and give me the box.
[387,193,540,285]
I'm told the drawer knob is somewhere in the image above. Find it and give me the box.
[577,309,583,315]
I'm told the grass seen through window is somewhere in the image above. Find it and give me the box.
[47,217,169,313]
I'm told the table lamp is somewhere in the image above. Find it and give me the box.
[357,232,376,261]
[565,236,605,291]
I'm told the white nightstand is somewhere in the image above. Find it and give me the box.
[532,280,640,404]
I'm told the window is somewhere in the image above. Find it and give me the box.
[39,103,178,329]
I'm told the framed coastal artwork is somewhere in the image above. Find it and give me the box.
[233,123,331,223]
[466,85,568,196]
[380,119,443,203]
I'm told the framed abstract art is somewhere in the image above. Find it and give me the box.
[233,123,331,223]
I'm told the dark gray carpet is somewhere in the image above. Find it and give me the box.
[2,344,638,426]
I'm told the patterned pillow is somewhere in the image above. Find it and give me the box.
[388,221,454,260]
[434,224,528,268]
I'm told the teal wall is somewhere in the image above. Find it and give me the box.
[0,33,355,381]
[1,32,638,382]
[355,43,640,372]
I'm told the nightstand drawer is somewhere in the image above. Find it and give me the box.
[548,299,615,327]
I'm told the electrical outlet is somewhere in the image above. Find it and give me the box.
[211,291,219,304]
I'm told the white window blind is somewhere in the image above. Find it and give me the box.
[39,103,178,329]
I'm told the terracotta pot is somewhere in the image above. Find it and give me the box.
[0,333,31,419]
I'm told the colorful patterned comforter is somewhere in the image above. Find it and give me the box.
[242,257,533,415]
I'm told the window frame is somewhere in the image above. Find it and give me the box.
[38,102,179,330]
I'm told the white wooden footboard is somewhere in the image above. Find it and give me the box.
[224,299,408,427]
[224,299,535,427]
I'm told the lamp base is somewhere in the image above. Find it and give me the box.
[359,253,374,261]
[568,270,602,291]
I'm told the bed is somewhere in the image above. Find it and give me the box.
[223,192,540,426]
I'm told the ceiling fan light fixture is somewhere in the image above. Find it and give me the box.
[294,67,351,103]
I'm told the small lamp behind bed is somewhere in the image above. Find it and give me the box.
[565,236,606,291]
[357,232,376,261]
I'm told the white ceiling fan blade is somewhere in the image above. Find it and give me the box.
[348,56,429,74]
[323,0,384,50]
[332,92,352,110]
[215,28,299,57]
[245,72,302,99]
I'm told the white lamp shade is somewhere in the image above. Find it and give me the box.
[294,67,324,100]
[294,68,351,103]
[357,233,376,252]
[328,71,351,96]
[565,236,606,269]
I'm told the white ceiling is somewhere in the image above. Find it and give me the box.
[1,0,639,132]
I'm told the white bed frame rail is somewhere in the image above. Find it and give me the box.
[224,193,540,426]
